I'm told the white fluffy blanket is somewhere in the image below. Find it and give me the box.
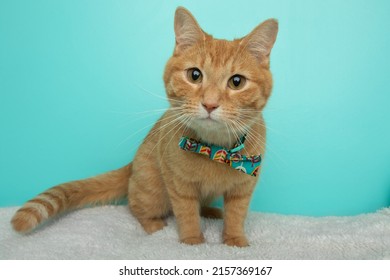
[1,206,389,259]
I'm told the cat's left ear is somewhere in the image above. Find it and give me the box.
[174,7,204,53]
[242,19,278,65]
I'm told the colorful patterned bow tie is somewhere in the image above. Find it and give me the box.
[178,135,261,177]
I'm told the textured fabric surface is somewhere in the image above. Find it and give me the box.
[1,206,389,260]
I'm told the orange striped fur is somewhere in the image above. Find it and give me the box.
[11,7,278,247]
[11,165,131,232]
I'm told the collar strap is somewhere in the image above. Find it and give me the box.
[178,135,261,177]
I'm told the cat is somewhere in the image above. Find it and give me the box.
[11,7,278,247]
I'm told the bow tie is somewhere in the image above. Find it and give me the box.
[178,135,261,177]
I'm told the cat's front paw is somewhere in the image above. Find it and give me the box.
[223,235,249,247]
[181,234,205,245]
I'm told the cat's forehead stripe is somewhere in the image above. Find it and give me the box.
[197,39,240,73]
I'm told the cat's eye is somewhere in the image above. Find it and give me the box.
[228,75,246,90]
[187,68,203,83]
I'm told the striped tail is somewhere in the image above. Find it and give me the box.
[11,163,132,233]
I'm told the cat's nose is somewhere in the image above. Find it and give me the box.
[202,102,219,114]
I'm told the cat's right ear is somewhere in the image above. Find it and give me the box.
[174,7,204,53]
[241,19,278,66]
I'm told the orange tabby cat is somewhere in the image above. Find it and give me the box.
[11,7,278,247]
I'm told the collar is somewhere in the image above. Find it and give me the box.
[178,135,261,177]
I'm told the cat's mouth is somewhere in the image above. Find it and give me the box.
[197,112,221,122]
[203,119,220,127]
[204,115,218,122]
[193,115,225,129]
[185,103,228,131]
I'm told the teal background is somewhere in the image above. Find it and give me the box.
[1,0,390,216]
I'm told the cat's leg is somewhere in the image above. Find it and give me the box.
[222,185,255,247]
[167,178,204,245]
[128,174,171,234]
[138,217,167,234]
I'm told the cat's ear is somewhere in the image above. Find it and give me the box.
[174,7,204,53]
[242,19,278,64]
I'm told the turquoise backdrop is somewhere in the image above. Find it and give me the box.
[1,0,390,216]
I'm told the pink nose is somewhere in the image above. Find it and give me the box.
[202,103,219,114]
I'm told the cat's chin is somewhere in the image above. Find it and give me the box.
[192,117,225,130]
[188,118,237,148]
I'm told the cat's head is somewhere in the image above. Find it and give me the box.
[163,7,278,143]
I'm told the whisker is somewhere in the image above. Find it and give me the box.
[237,112,291,139]
[226,119,243,147]
[147,114,190,159]
[115,110,186,149]
[233,118,287,167]
[106,108,166,116]
[227,119,256,152]
[117,107,186,129]
[224,122,233,146]
[132,83,186,104]
[117,112,164,129]
[160,115,193,163]
[146,111,188,139]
